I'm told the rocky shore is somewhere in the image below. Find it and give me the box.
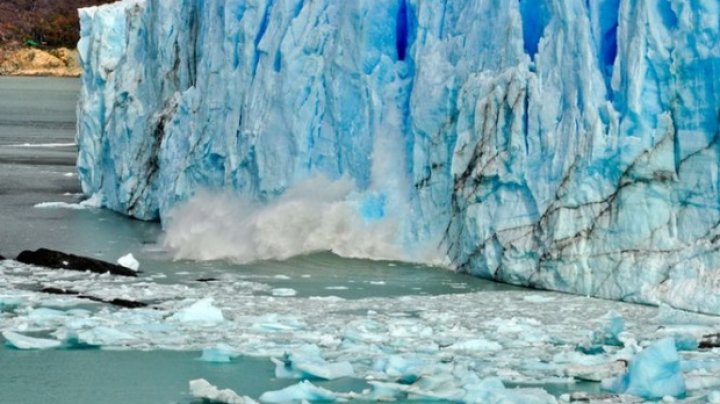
[0,46,81,77]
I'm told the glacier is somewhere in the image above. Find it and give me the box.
[76,0,720,313]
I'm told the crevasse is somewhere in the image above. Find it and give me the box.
[76,0,720,314]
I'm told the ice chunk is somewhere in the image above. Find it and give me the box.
[169,297,224,323]
[578,311,625,354]
[604,338,686,399]
[273,345,354,380]
[464,377,557,403]
[3,331,62,350]
[259,381,336,403]
[33,202,87,210]
[76,326,138,346]
[200,344,238,363]
[0,295,25,312]
[116,253,140,271]
[449,338,503,352]
[189,379,257,404]
[369,376,557,403]
[271,288,297,297]
[673,334,698,351]
[563,361,627,382]
[373,355,426,384]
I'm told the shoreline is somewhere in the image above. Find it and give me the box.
[0,72,81,78]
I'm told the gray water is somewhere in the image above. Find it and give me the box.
[0,77,523,403]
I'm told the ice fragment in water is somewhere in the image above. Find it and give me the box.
[116,253,140,271]
[3,331,62,350]
[271,288,297,297]
[604,337,686,399]
[200,344,238,363]
[273,345,354,380]
[259,380,336,403]
[189,379,257,404]
[169,297,224,323]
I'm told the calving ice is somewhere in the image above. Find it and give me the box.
[76,0,720,313]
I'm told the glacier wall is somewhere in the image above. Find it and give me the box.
[77,0,720,313]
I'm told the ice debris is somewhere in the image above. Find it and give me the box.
[169,297,224,323]
[577,311,625,354]
[2,259,719,400]
[200,344,238,363]
[370,376,558,403]
[33,195,102,211]
[116,253,140,271]
[270,288,297,297]
[259,380,336,403]
[604,338,686,399]
[189,379,257,404]
[273,345,354,380]
[33,202,88,210]
[373,355,426,384]
[3,331,62,350]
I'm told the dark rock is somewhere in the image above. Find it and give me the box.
[105,298,148,309]
[699,333,720,349]
[39,287,147,308]
[80,296,148,309]
[0,254,5,260]
[196,277,219,282]
[78,295,148,309]
[16,248,137,277]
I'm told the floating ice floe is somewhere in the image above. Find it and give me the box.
[0,295,25,311]
[169,297,224,323]
[370,375,558,403]
[5,142,76,148]
[576,311,625,354]
[604,338,686,399]
[273,345,354,380]
[200,344,238,363]
[116,253,140,272]
[33,194,103,211]
[189,379,257,404]
[271,288,297,297]
[33,202,88,210]
[3,331,62,350]
[259,380,336,403]
[373,355,426,384]
[76,326,138,346]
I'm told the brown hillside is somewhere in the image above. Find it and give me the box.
[0,0,114,48]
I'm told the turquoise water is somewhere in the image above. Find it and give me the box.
[0,349,369,404]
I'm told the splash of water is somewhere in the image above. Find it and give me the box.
[162,176,442,264]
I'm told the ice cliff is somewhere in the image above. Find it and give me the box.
[77,0,720,314]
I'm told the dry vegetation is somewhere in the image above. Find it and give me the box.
[0,0,114,47]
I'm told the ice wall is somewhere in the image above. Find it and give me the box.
[77,0,720,314]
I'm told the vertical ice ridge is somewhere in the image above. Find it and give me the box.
[77,0,720,314]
